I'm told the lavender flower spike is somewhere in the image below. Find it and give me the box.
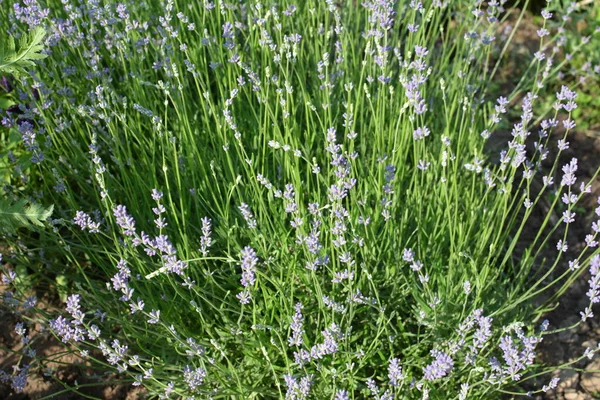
[388,358,405,386]
[113,205,136,236]
[423,350,454,381]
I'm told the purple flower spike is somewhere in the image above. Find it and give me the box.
[423,350,454,380]
[113,205,136,236]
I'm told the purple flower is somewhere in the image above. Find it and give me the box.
[496,329,538,381]
[2,268,17,284]
[423,350,453,380]
[305,228,323,255]
[238,203,257,229]
[282,5,297,16]
[23,296,37,309]
[73,211,90,230]
[332,269,354,283]
[366,378,379,395]
[556,239,568,253]
[73,211,101,233]
[113,205,136,236]
[581,306,594,321]
[585,235,599,248]
[66,294,84,325]
[388,358,405,386]
[463,280,472,295]
[328,184,347,202]
[49,315,77,343]
[413,126,430,140]
[7,364,30,393]
[222,22,234,39]
[563,119,576,130]
[557,85,577,101]
[236,290,251,305]
[154,217,167,229]
[586,255,600,303]
[417,160,430,171]
[148,310,160,324]
[151,189,163,201]
[183,365,206,391]
[14,322,26,337]
[239,246,258,288]
[307,323,341,361]
[14,0,49,28]
[402,248,415,262]
[542,377,560,392]
[473,314,493,348]
[334,390,350,400]
[415,45,429,58]
[408,260,422,272]
[164,255,187,275]
[19,121,38,152]
[562,210,575,224]
[322,296,346,313]
[133,104,153,117]
[283,374,312,400]
[199,217,212,256]
[88,325,101,341]
[284,184,298,213]
[104,339,128,366]
[116,3,129,19]
[163,381,175,397]
[288,302,304,347]
[130,298,145,314]
[236,247,258,303]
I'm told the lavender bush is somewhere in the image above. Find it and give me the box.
[1,0,600,398]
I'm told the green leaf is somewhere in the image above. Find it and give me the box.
[15,264,33,289]
[55,275,69,302]
[0,27,47,78]
[0,198,54,234]
[7,35,15,53]
[0,96,15,109]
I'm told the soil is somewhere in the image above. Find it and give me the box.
[492,9,600,399]
[533,130,600,400]
[486,121,600,399]
[0,282,146,400]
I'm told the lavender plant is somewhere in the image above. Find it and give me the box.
[1,0,600,398]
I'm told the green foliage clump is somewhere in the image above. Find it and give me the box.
[0,198,53,235]
[0,1,599,399]
[0,27,47,77]
[0,27,53,235]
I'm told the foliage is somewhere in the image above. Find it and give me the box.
[569,5,600,132]
[0,27,47,78]
[0,27,52,235]
[0,198,53,235]
[0,0,599,399]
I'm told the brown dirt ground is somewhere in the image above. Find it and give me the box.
[0,283,146,400]
[490,9,600,399]
[533,129,600,400]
